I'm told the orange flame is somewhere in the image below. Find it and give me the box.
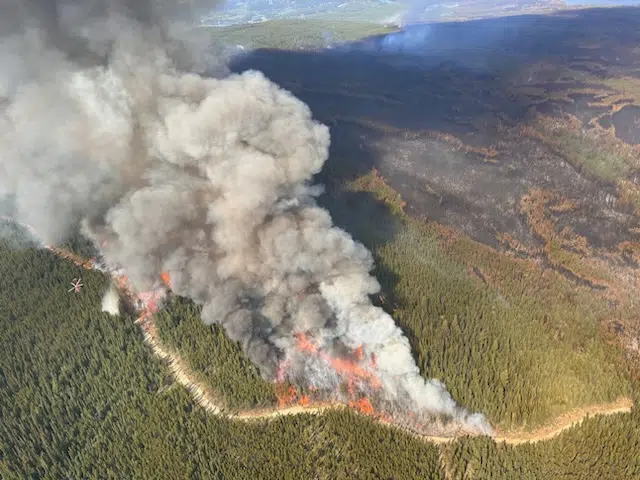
[287,331,385,417]
[349,397,375,415]
[275,383,317,409]
[329,357,371,383]
[294,332,319,354]
[276,384,299,407]
[293,333,378,388]
[161,271,171,289]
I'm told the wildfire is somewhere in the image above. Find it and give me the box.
[0,218,389,420]
[0,215,396,426]
[349,397,375,415]
[294,332,319,354]
[293,333,381,390]
[276,384,299,408]
[110,270,170,326]
[274,381,384,417]
[161,271,171,289]
[329,356,381,389]
[282,332,386,418]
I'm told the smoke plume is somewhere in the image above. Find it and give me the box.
[102,283,121,316]
[0,0,490,434]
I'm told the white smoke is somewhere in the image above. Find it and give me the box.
[101,283,121,316]
[0,0,491,435]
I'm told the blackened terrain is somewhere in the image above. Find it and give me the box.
[231,7,640,252]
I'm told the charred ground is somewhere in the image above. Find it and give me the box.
[224,6,640,428]
[3,5,640,479]
[230,7,640,253]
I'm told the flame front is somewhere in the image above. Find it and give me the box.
[0,216,485,435]
[349,397,375,415]
[280,332,386,417]
[161,271,171,289]
[294,332,319,354]
[293,333,380,389]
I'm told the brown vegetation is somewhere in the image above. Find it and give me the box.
[425,131,499,160]
[342,170,633,429]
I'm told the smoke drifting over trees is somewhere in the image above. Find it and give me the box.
[0,0,490,433]
[101,283,121,316]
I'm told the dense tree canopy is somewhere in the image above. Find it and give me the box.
[0,238,443,479]
[1,175,638,478]
[320,170,632,429]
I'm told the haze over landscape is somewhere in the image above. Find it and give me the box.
[1,0,640,478]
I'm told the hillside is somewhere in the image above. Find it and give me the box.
[154,6,640,431]
[229,5,640,393]
[0,238,444,479]
[203,18,397,50]
[154,164,633,430]
[3,5,640,478]
[1,225,639,478]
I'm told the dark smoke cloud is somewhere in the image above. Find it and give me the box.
[0,0,491,434]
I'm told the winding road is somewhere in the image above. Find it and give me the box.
[1,215,633,446]
[136,313,633,446]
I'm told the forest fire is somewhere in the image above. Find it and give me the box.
[293,333,382,391]
[276,385,298,408]
[274,381,381,417]
[294,332,319,354]
[161,271,172,289]
[110,272,169,323]
[274,332,388,417]
[3,217,387,422]
[0,215,489,436]
[349,397,375,415]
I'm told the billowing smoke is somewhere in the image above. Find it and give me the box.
[0,0,491,434]
[102,283,121,316]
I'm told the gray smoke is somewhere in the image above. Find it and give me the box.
[0,0,491,434]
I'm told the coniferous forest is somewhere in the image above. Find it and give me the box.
[320,171,634,429]
[152,169,634,431]
[5,4,640,478]
[0,236,444,479]
[443,410,640,479]
[155,296,278,410]
[2,236,640,479]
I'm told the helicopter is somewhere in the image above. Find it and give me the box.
[68,277,84,293]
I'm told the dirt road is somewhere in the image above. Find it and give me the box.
[136,314,633,446]
[9,218,628,447]
[493,397,633,445]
